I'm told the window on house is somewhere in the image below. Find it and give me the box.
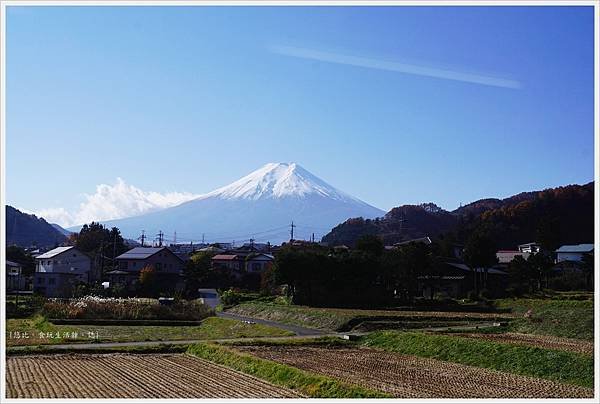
[48,278,56,285]
[252,263,261,271]
[37,277,44,284]
[120,261,128,270]
[133,262,137,267]
[156,263,163,271]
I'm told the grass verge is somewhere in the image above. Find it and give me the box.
[227,302,512,332]
[6,316,293,346]
[361,331,593,388]
[494,298,594,340]
[186,342,389,398]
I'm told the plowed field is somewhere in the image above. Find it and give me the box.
[437,332,594,355]
[235,345,593,398]
[6,353,302,399]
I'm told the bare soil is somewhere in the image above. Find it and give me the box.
[235,345,593,398]
[6,353,302,399]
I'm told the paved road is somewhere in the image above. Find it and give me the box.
[7,312,330,352]
[217,311,326,336]
[6,310,499,353]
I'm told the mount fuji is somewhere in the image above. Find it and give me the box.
[97,163,384,244]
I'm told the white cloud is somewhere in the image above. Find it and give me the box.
[36,178,200,227]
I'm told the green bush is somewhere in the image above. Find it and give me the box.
[220,289,243,307]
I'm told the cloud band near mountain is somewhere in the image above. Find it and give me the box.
[35,178,200,227]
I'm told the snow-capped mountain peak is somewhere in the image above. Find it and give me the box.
[92,162,384,243]
[202,162,357,202]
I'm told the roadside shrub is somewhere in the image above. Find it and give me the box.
[548,273,587,292]
[479,289,491,300]
[220,289,243,307]
[42,296,214,320]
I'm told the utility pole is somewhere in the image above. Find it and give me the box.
[311,233,315,243]
[156,231,164,247]
[140,230,146,247]
[249,238,255,249]
[202,233,205,244]
[173,231,177,245]
[99,241,104,277]
[112,231,117,270]
[290,221,296,242]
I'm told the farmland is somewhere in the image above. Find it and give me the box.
[5,296,595,399]
[232,344,594,398]
[6,353,302,399]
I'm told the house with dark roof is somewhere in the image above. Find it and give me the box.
[418,261,508,299]
[111,247,185,293]
[245,253,274,273]
[33,246,92,297]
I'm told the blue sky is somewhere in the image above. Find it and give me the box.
[5,5,595,226]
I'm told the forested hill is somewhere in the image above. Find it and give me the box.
[321,182,594,249]
[6,205,67,248]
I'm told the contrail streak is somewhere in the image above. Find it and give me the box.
[270,45,521,89]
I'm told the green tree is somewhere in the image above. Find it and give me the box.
[507,255,532,294]
[536,216,561,252]
[139,265,157,296]
[393,242,434,303]
[183,251,214,295]
[463,231,498,294]
[72,222,128,275]
[6,246,35,276]
[527,252,554,291]
[355,235,384,257]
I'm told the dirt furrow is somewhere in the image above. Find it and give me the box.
[235,345,593,399]
[6,353,302,399]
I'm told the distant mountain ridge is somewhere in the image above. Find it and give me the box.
[322,182,594,249]
[6,206,67,248]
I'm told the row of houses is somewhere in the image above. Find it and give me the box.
[496,242,594,264]
[19,243,276,297]
[384,237,593,299]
